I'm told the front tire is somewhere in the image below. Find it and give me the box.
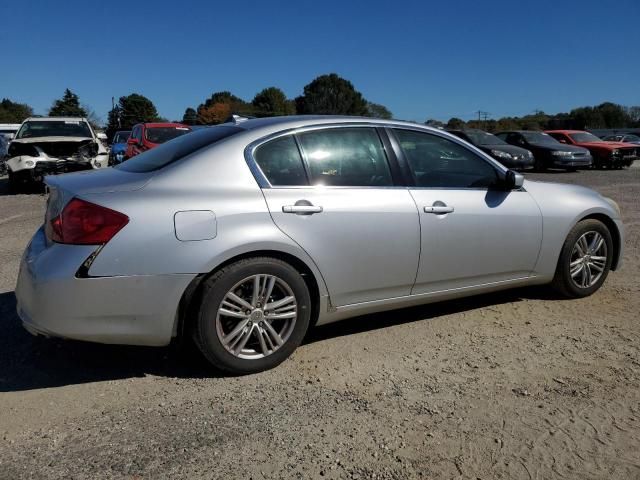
[551,219,613,298]
[194,257,312,374]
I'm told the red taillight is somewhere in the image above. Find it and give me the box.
[47,198,129,245]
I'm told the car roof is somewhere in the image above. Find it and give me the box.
[23,116,89,122]
[226,115,445,137]
[138,122,191,128]
[544,130,587,134]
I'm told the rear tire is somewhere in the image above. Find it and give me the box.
[194,257,312,374]
[551,219,613,298]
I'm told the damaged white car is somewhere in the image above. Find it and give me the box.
[6,117,108,192]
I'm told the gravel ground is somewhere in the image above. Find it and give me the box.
[0,167,639,479]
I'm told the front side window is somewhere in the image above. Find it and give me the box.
[254,135,308,186]
[393,129,499,189]
[296,128,393,187]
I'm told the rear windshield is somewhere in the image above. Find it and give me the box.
[116,125,243,173]
[145,126,191,144]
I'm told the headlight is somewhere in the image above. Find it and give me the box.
[603,196,621,217]
[551,151,572,157]
[490,149,512,159]
[611,149,620,157]
[24,160,34,167]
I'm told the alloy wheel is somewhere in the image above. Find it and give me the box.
[569,231,608,289]
[215,274,298,359]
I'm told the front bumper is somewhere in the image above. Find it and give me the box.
[16,227,195,346]
[551,156,593,168]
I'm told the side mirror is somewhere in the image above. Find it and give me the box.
[558,139,567,144]
[504,169,524,190]
[127,138,138,145]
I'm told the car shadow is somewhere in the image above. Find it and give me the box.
[0,176,44,196]
[0,286,563,392]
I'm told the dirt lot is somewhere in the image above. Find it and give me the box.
[0,167,639,480]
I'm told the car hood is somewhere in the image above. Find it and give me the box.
[530,142,587,153]
[480,144,530,155]
[12,136,95,143]
[576,141,635,150]
[45,166,153,194]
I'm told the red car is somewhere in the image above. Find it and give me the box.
[545,129,638,169]
[126,122,191,159]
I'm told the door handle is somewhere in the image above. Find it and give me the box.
[282,205,323,215]
[424,205,454,214]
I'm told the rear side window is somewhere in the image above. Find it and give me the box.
[393,129,498,189]
[117,126,242,172]
[254,135,308,186]
[296,128,393,187]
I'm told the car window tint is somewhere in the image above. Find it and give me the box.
[393,129,499,189]
[296,128,393,187]
[254,135,308,186]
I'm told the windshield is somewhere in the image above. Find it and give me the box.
[117,125,242,172]
[521,131,559,145]
[16,120,93,139]
[113,131,131,144]
[569,132,602,143]
[463,130,507,146]
[145,126,191,144]
[625,134,640,142]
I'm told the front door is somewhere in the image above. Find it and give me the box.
[252,127,421,307]
[390,128,542,294]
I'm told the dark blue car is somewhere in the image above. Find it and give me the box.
[109,130,131,165]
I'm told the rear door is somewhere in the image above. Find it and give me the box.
[389,128,542,294]
[251,126,421,307]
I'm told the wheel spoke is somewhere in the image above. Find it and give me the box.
[219,308,248,319]
[591,236,604,254]
[570,263,584,278]
[589,261,604,273]
[570,258,583,267]
[267,311,297,320]
[263,321,284,346]
[582,264,592,287]
[232,325,254,354]
[262,276,276,303]
[265,295,295,311]
[227,292,253,311]
[579,236,589,254]
[222,319,250,347]
[252,275,262,307]
[256,326,270,355]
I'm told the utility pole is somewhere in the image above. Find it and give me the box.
[475,110,490,129]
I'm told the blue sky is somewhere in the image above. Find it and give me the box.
[3,0,639,124]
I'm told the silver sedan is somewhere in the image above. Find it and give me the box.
[16,116,624,374]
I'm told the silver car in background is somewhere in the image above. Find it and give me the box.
[16,116,624,374]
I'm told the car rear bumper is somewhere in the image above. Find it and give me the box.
[15,227,195,346]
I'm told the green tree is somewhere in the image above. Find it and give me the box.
[424,119,444,128]
[252,87,295,117]
[182,107,198,125]
[596,102,630,128]
[295,73,368,115]
[0,98,33,123]
[446,117,465,129]
[105,93,160,138]
[48,88,87,117]
[196,91,252,124]
[366,102,392,119]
